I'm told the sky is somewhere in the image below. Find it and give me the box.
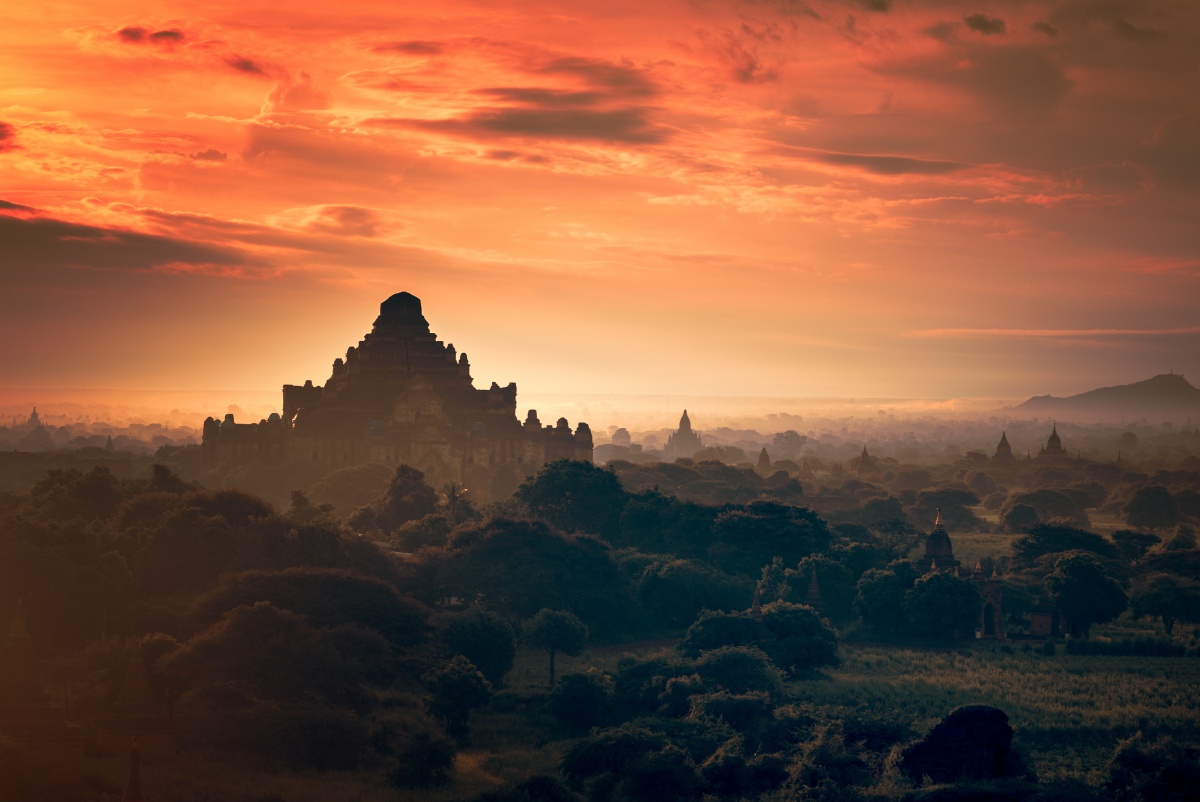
[2,0,1199,413]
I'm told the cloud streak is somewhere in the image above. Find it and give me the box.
[908,327,1200,339]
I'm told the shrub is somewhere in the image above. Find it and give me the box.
[678,609,760,658]
[561,725,669,781]
[900,705,1033,784]
[549,671,614,733]
[694,646,784,696]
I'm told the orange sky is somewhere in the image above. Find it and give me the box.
[2,0,1198,409]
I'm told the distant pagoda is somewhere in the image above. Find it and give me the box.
[992,431,1014,462]
[663,410,703,461]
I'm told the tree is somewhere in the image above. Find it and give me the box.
[678,609,761,658]
[772,430,808,457]
[1111,530,1161,563]
[1106,733,1200,802]
[439,481,475,526]
[758,601,839,675]
[394,514,452,551]
[1002,503,1040,534]
[376,465,439,534]
[901,571,983,640]
[638,560,752,629]
[1006,489,1089,529]
[694,646,785,696]
[419,518,637,639]
[423,655,492,738]
[439,608,517,686]
[853,563,918,635]
[1045,551,1128,639]
[528,609,588,685]
[1129,574,1200,635]
[1011,524,1120,565]
[710,501,830,576]
[515,460,628,540]
[900,705,1033,784]
[794,555,856,621]
[188,567,429,653]
[1124,486,1181,532]
[160,602,375,711]
[549,671,614,733]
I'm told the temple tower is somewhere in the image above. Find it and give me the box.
[664,410,703,461]
[919,509,961,572]
[992,431,1014,462]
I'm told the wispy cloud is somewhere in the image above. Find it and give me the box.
[908,327,1200,339]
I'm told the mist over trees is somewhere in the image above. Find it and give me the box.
[0,401,1198,800]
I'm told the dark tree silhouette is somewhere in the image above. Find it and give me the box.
[1111,530,1161,563]
[377,465,439,533]
[1046,551,1128,639]
[423,655,492,738]
[1130,574,1200,635]
[709,501,830,576]
[758,601,839,675]
[853,562,918,635]
[1106,733,1200,802]
[901,705,1034,785]
[515,459,628,540]
[528,608,588,685]
[1124,486,1182,531]
[902,571,983,640]
[439,608,517,686]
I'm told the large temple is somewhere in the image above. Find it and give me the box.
[202,293,593,500]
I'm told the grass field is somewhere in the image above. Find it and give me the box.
[798,643,1200,784]
[106,636,1200,800]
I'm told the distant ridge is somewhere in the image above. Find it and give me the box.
[1016,373,1200,421]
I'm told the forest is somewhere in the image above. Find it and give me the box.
[1,433,1199,801]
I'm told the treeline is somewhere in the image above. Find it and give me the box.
[2,458,1199,801]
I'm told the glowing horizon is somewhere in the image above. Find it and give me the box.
[3,0,1198,405]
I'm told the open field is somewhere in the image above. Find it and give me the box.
[90,635,1200,800]
[798,643,1200,784]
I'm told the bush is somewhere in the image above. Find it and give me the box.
[549,671,614,733]
[561,725,669,781]
[900,705,1033,784]
[759,601,839,674]
[678,609,760,658]
[1106,733,1200,802]
[694,646,784,696]
[687,690,773,730]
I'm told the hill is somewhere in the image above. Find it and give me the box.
[1016,373,1200,421]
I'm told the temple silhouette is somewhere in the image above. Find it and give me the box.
[203,293,593,500]
[663,409,703,461]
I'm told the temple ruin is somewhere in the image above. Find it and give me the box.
[202,293,593,501]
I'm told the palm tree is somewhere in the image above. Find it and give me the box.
[441,481,470,525]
